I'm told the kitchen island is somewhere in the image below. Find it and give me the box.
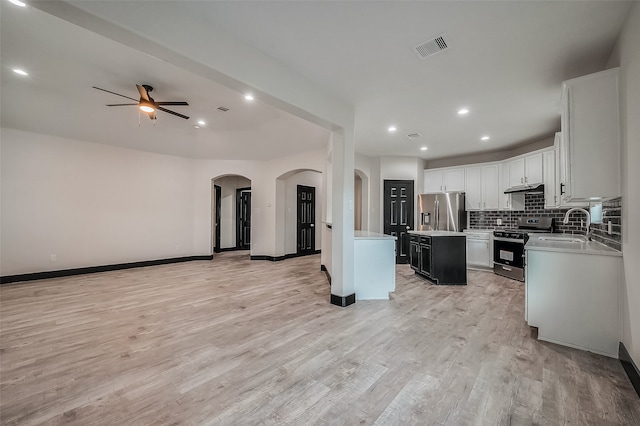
[525,235,622,357]
[354,231,397,300]
[408,230,467,285]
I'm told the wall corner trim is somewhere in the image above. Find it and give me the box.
[619,342,640,398]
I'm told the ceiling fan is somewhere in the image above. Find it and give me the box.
[93,84,189,120]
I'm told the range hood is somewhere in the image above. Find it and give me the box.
[504,183,544,194]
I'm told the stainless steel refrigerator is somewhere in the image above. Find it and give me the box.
[418,192,466,232]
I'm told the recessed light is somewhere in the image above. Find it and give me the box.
[8,0,27,7]
[481,135,490,141]
[197,120,206,126]
[457,108,469,115]
[12,68,28,76]
[388,126,397,133]
[420,146,428,151]
[244,94,254,101]
[193,125,200,129]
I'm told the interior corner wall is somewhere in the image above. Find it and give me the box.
[379,156,423,232]
[0,128,196,276]
[283,171,323,255]
[355,153,381,233]
[608,2,640,367]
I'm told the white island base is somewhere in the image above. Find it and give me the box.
[354,231,397,300]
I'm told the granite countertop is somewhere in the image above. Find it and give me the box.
[525,235,622,257]
[354,231,397,240]
[408,230,466,237]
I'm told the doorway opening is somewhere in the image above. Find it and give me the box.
[275,169,322,259]
[236,187,251,250]
[211,175,252,254]
[383,179,414,264]
[297,185,316,255]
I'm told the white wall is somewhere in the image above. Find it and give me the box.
[284,171,323,255]
[608,2,640,367]
[193,149,326,258]
[0,128,195,276]
[213,175,251,249]
[379,156,426,232]
[355,153,381,233]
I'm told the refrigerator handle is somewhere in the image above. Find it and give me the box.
[435,199,440,230]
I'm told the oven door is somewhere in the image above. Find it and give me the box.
[493,238,525,268]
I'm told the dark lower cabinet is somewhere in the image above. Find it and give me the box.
[409,234,467,285]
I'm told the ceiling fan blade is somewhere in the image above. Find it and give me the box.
[157,106,190,120]
[106,103,138,106]
[136,84,150,101]
[93,86,138,102]
[155,101,189,106]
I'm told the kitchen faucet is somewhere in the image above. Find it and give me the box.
[563,207,591,240]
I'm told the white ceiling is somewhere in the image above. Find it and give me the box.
[1,1,632,161]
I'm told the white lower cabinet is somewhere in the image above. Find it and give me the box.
[526,248,621,358]
[464,231,492,268]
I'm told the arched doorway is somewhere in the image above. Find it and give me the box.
[211,174,252,254]
[275,169,323,258]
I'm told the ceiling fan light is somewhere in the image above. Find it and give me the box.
[139,99,155,113]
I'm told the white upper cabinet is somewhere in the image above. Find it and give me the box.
[442,168,466,192]
[465,166,483,210]
[499,162,511,210]
[508,158,525,187]
[543,148,557,208]
[525,153,543,185]
[424,170,444,193]
[465,164,500,211]
[560,68,620,201]
[482,165,500,210]
[424,167,465,193]
[508,153,542,187]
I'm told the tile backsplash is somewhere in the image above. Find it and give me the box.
[469,194,622,251]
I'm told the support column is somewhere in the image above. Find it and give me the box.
[330,129,355,306]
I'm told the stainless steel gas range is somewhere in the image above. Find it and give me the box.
[493,217,554,281]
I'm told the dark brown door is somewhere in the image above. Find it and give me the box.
[214,185,221,253]
[236,188,251,250]
[297,185,316,255]
[383,180,414,264]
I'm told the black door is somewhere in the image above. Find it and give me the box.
[236,188,251,250]
[383,180,414,264]
[297,185,316,255]
[214,185,221,253]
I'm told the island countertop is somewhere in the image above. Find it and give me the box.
[408,230,466,237]
[354,231,397,240]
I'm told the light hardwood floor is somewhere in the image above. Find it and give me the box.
[1,252,638,425]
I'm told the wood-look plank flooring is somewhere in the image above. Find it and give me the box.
[1,252,638,425]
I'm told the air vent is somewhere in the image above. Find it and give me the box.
[406,133,422,139]
[217,106,229,112]
[414,34,448,59]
